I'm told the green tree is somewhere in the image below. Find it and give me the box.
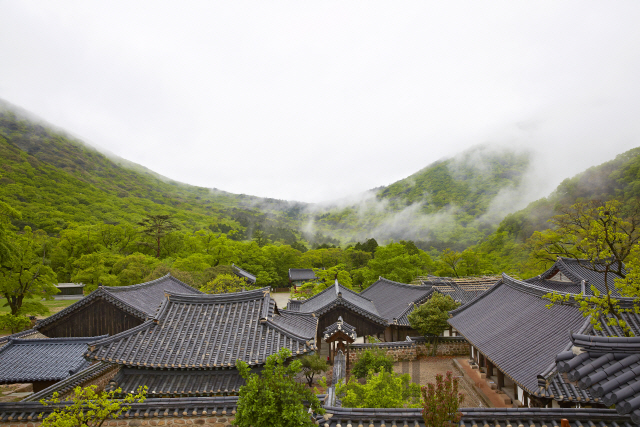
[71,252,121,292]
[535,200,640,336]
[201,273,250,294]
[0,313,31,334]
[40,385,147,427]
[0,226,58,315]
[336,368,420,408]
[0,200,20,264]
[438,248,463,277]
[300,354,329,387]
[361,243,434,286]
[137,214,179,258]
[234,348,324,427]
[112,253,160,286]
[408,292,460,355]
[351,348,394,379]
[421,371,464,427]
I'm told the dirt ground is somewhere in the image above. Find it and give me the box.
[394,356,486,407]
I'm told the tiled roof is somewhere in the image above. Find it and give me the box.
[538,257,626,296]
[37,274,202,329]
[232,264,256,284]
[85,288,318,368]
[524,277,583,293]
[421,276,499,306]
[289,268,317,281]
[25,362,118,401]
[448,273,591,395]
[323,317,356,341]
[0,397,241,422]
[108,367,257,397]
[294,281,388,326]
[360,277,432,324]
[0,328,47,348]
[316,407,633,427]
[0,336,106,384]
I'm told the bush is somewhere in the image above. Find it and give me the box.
[351,348,393,379]
[234,348,325,427]
[421,371,464,427]
[336,368,420,408]
[0,314,31,334]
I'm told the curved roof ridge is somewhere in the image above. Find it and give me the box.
[448,277,506,316]
[337,282,374,302]
[7,335,107,344]
[361,276,427,294]
[85,320,155,350]
[501,273,576,298]
[104,273,202,294]
[164,287,269,303]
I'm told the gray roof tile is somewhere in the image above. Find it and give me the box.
[0,336,106,384]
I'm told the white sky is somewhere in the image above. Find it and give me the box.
[1,1,640,203]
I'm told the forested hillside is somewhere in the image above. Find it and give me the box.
[0,105,308,245]
[475,146,640,276]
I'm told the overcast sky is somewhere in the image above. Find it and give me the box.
[2,1,640,203]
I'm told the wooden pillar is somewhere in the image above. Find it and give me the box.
[469,344,473,358]
[523,391,529,407]
[497,369,504,389]
[479,353,485,369]
[486,360,494,377]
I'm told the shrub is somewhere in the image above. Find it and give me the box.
[0,314,30,334]
[336,368,420,408]
[421,371,464,427]
[300,354,329,387]
[351,348,393,379]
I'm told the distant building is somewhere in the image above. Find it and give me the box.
[288,268,316,288]
[53,283,84,299]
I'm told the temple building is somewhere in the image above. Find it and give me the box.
[83,287,318,397]
[288,268,317,288]
[36,274,201,338]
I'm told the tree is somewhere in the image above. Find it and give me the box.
[351,348,394,379]
[0,226,58,315]
[71,252,120,292]
[438,249,463,277]
[40,385,147,427]
[234,348,324,427]
[336,368,420,408]
[201,273,250,294]
[408,293,460,355]
[0,313,31,334]
[137,214,179,258]
[421,371,464,427]
[300,354,329,387]
[534,200,640,336]
[0,200,20,264]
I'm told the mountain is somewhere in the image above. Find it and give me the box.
[0,99,541,250]
[477,145,640,276]
[308,145,533,250]
[0,100,307,243]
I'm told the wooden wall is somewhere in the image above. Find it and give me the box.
[317,307,386,344]
[39,298,144,338]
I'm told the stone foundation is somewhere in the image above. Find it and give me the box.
[416,340,470,357]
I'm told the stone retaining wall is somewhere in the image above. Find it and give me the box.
[348,338,469,365]
[416,340,470,357]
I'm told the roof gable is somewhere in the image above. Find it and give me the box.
[288,269,316,281]
[37,274,201,329]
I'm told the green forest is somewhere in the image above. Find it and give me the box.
[2,101,640,328]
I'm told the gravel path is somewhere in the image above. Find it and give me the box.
[394,357,485,407]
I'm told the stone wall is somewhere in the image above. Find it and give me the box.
[348,337,469,365]
[416,340,470,357]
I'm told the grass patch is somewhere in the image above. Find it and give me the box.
[0,298,78,336]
